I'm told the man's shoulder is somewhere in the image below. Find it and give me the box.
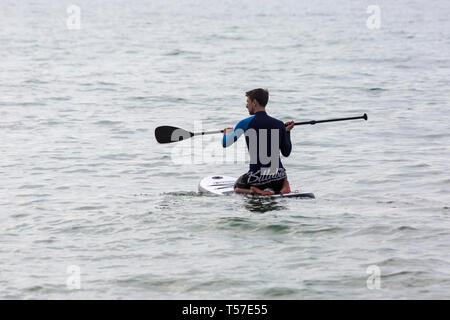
[236,115,255,130]
[238,115,255,124]
[266,114,285,128]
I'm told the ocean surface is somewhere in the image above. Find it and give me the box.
[1,0,449,299]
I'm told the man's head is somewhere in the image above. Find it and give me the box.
[246,88,269,115]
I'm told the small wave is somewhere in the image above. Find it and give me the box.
[23,79,49,85]
[158,191,202,197]
[49,96,72,101]
[397,226,418,231]
[17,102,47,107]
[73,205,108,211]
[25,286,44,292]
[115,273,193,290]
[94,120,123,126]
[99,153,139,160]
[300,227,343,234]
[216,217,256,231]
[16,193,50,198]
[256,224,291,233]
[97,81,117,86]
[82,87,117,92]
[381,270,427,279]
[19,184,44,189]
[62,168,96,174]
[186,279,249,292]
[19,199,46,206]
[163,49,198,56]
[262,287,299,297]
[55,186,70,190]
[126,96,149,101]
[349,225,393,236]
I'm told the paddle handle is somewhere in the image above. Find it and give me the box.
[292,113,367,126]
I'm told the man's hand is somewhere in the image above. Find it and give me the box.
[223,127,233,135]
[250,186,275,195]
[285,120,294,132]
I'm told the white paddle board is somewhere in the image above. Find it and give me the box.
[198,175,236,195]
[198,175,315,199]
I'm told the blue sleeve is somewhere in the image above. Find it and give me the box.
[280,125,292,157]
[222,116,254,148]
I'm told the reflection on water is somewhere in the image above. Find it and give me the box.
[244,196,287,213]
[159,191,203,197]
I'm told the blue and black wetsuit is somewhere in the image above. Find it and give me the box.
[222,111,292,192]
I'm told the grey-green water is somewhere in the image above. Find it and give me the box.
[0,0,449,299]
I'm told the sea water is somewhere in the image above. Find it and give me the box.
[0,0,449,299]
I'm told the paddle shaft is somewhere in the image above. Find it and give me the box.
[294,113,367,126]
[193,114,368,135]
[193,129,224,136]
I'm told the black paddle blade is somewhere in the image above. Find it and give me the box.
[155,126,194,144]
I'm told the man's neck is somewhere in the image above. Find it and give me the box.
[254,107,266,113]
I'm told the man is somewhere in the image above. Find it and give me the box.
[222,88,295,195]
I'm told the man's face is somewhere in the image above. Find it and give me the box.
[246,97,255,115]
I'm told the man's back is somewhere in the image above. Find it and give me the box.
[223,110,292,173]
[223,88,294,195]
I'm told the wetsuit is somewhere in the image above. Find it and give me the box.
[222,111,292,193]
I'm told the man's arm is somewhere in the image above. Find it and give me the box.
[280,120,294,157]
[222,116,254,148]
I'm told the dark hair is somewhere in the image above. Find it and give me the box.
[246,88,269,107]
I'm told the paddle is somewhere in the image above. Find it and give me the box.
[155,113,368,144]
